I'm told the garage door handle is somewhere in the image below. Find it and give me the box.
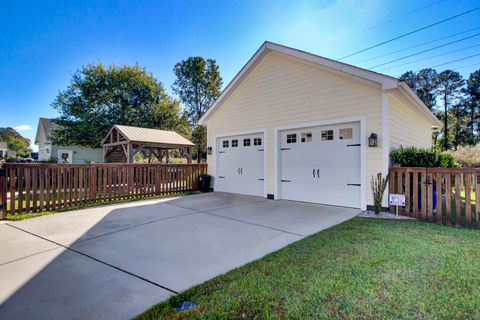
[317,169,320,178]
[219,176,226,178]
[312,169,316,178]
[281,179,291,182]
[347,144,361,147]
[347,183,361,186]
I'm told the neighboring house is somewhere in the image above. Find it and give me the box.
[35,118,103,164]
[199,41,440,210]
[0,142,8,158]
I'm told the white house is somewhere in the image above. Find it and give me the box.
[199,42,440,210]
[35,118,103,164]
[0,142,8,158]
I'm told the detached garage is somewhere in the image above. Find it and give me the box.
[200,42,440,210]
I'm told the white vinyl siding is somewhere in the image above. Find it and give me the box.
[389,90,433,151]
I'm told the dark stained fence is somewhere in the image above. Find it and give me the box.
[0,163,207,216]
[389,167,480,229]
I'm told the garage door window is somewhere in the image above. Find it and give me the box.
[286,134,297,144]
[321,130,334,141]
[243,138,251,146]
[301,132,312,143]
[232,139,238,147]
[254,138,262,146]
[223,140,229,148]
[339,128,353,140]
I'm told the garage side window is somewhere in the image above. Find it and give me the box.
[301,132,312,143]
[321,130,334,141]
[286,134,297,144]
[223,140,229,148]
[243,138,251,146]
[254,138,262,146]
[232,139,238,147]
[339,128,353,140]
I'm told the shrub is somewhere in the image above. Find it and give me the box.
[448,145,480,168]
[390,146,457,168]
[371,173,389,214]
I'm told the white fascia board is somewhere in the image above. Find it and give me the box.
[199,43,269,125]
[199,41,401,125]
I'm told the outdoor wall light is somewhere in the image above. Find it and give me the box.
[207,146,212,155]
[368,133,378,147]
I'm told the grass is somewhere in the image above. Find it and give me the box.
[5,192,193,221]
[138,218,480,320]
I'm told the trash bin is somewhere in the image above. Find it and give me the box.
[199,174,211,192]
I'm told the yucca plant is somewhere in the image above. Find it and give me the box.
[371,172,390,214]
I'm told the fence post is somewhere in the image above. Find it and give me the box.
[90,166,96,203]
[0,166,7,219]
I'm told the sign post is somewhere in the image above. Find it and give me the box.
[389,194,406,217]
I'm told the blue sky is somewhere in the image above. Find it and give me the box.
[1,0,479,151]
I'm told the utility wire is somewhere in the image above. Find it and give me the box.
[377,44,480,71]
[429,53,480,68]
[369,33,480,68]
[338,6,480,60]
[356,26,480,64]
[324,0,447,46]
[450,63,480,71]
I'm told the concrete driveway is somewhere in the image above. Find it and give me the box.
[0,192,360,319]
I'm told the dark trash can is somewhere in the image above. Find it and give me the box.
[199,174,211,192]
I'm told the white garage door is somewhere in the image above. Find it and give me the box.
[279,122,361,208]
[216,133,264,197]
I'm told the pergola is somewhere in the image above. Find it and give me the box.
[101,125,195,164]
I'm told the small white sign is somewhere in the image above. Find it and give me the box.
[389,194,406,206]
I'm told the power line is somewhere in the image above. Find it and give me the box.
[429,53,480,69]
[370,33,480,68]
[338,6,480,60]
[451,63,480,71]
[356,26,480,64]
[325,0,447,46]
[377,44,480,71]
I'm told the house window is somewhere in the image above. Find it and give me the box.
[301,132,312,143]
[286,134,297,144]
[243,138,251,146]
[223,140,229,148]
[339,128,353,140]
[232,139,238,147]
[254,138,262,146]
[321,130,334,141]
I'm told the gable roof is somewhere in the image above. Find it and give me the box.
[102,125,194,146]
[199,41,440,126]
[35,118,60,144]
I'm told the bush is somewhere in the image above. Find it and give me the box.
[390,146,457,168]
[448,145,480,168]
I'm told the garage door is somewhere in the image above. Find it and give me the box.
[279,122,361,208]
[216,133,264,197]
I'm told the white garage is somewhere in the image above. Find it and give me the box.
[278,122,361,208]
[216,132,265,197]
[200,42,440,210]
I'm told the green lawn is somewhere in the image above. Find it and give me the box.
[138,218,480,320]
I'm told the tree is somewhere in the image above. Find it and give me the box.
[0,127,31,157]
[52,63,189,148]
[172,57,222,162]
[464,69,480,139]
[436,70,464,150]
[399,68,439,110]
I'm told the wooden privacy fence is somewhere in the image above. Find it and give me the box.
[0,163,207,217]
[389,167,480,229]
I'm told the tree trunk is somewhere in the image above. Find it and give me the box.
[443,93,448,151]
